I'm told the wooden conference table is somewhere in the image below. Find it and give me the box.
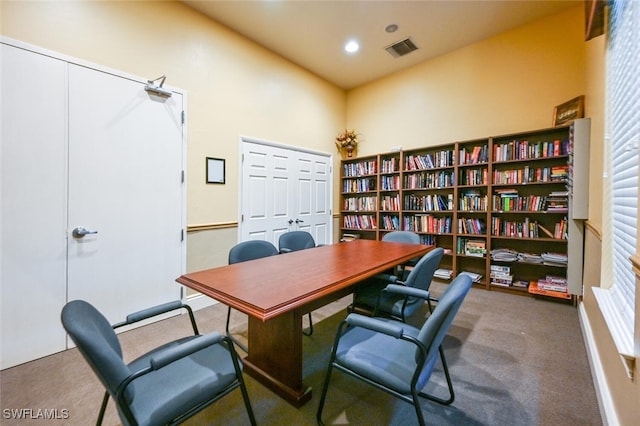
[176,239,432,407]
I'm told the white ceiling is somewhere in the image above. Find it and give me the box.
[182,0,582,90]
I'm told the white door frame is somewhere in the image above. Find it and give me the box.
[238,135,333,245]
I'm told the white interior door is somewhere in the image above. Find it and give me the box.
[294,150,331,245]
[240,139,332,246]
[1,41,186,369]
[67,65,184,324]
[1,44,69,368]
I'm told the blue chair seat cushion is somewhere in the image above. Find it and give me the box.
[334,318,422,395]
[126,338,240,426]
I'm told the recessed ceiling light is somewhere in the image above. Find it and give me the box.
[385,24,399,33]
[344,40,360,54]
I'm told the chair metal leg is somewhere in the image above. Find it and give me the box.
[225,306,248,353]
[316,362,334,426]
[411,389,427,426]
[96,390,109,426]
[302,312,314,336]
[418,345,455,405]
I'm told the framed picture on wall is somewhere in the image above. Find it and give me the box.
[206,157,225,184]
[552,96,585,126]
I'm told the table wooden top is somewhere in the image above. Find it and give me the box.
[176,239,432,321]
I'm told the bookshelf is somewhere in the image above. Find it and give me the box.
[338,119,590,297]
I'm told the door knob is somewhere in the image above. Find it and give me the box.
[72,227,98,238]
[288,219,294,225]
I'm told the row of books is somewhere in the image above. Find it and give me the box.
[458,218,487,235]
[380,157,399,174]
[380,195,400,211]
[493,139,569,162]
[459,168,488,186]
[492,190,549,212]
[404,150,455,170]
[459,145,489,165]
[343,196,377,212]
[492,164,569,185]
[342,178,376,193]
[404,193,453,211]
[490,217,567,240]
[343,161,377,177]
[459,190,488,211]
[342,215,377,230]
[380,175,400,190]
[380,214,400,231]
[403,215,452,234]
[403,171,455,189]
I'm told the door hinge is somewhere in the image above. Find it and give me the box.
[181,170,185,183]
[181,229,184,241]
[181,111,185,125]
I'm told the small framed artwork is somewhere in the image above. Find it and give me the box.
[553,96,585,127]
[206,157,225,184]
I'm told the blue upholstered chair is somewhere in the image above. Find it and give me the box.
[317,274,473,426]
[61,300,256,426]
[227,240,279,352]
[380,230,422,277]
[351,247,445,321]
[278,230,318,253]
[278,231,320,335]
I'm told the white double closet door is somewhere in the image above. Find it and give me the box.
[1,42,185,369]
[240,139,333,248]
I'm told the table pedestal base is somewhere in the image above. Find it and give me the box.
[244,309,312,407]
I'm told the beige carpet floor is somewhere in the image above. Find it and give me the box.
[1,282,601,425]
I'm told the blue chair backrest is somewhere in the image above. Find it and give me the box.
[61,300,133,401]
[229,240,279,264]
[381,231,421,244]
[279,231,316,252]
[414,274,472,389]
[403,247,445,292]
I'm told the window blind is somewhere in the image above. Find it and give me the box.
[604,0,639,355]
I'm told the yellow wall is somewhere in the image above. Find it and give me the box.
[346,7,586,153]
[0,0,346,228]
[0,0,346,271]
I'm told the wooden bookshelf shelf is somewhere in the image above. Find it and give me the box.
[338,119,590,297]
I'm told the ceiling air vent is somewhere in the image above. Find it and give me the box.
[385,38,418,58]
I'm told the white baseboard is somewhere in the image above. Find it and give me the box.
[184,293,218,311]
[578,301,619,426]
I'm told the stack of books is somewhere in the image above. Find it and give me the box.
[541,252,568,267]
[458,271,483,283]
[517,252,544,264]
[490,265,513,287]
[536,275,568,293]
[463,239,486,257]
[490,248,518,262]
[434,268,453,280]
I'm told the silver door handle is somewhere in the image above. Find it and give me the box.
[72,227,98,238]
